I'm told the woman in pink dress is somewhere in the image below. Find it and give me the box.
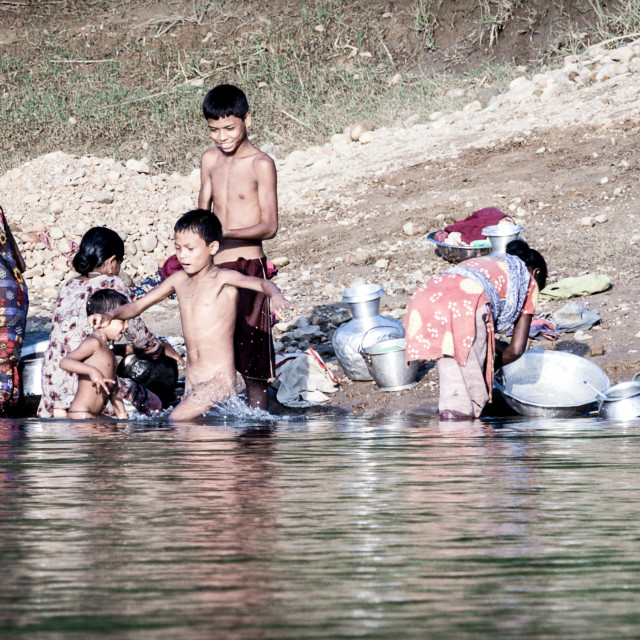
[38,227,180,418]
[406,239,547,420]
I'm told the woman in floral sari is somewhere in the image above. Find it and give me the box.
[0,205,28,415]
[405,240,547,420]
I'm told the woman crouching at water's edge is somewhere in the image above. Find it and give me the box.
[38,227,181,418]
[405,239,547,420]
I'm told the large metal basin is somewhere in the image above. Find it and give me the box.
[496,350,610,417]
[426,232,492,263]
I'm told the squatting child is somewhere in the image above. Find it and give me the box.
[90,210,296,422]
[199,83,279,411]
[60,289,130,419]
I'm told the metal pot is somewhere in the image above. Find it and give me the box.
[597,380,640,420]
[332,284,404,381]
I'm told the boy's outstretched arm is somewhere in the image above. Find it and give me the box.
[89,277,177,328]
[60,339,115,395]
[222,155,278,240]
[221,270,297,321]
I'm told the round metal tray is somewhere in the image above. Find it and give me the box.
[427,231,493,263]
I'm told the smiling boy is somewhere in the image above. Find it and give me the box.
[198,84,278,411]
[90,210,296,422]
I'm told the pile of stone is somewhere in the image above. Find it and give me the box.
[0,151,199,303]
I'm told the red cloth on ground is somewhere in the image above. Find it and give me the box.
[444,207,510,245]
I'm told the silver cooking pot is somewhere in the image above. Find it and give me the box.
[597,375,640,421]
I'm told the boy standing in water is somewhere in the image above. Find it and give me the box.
[90,210,296,422]
[61,289,130,419]
[198,84,278,410]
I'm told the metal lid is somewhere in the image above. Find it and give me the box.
[481,224,525,237]
[342,283,384,303]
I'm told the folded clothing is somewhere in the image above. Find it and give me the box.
[539,274,611,300]
[551,301,601,333]
[444,207,512,245]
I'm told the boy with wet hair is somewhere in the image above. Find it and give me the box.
[90,210,296,423]
[61,289,130,419]
[199,83,279,411]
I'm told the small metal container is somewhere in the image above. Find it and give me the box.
[361,338,418,392]
[597,380,640,420]
[481,224,525,253]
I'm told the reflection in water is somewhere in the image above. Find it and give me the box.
[1,415,640,638]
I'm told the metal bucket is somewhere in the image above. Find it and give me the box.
[361,338,418,392]
[20,339,49,397]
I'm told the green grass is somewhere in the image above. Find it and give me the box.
[1,0,639,176]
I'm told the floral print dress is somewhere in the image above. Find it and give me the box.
[37,274,160,417]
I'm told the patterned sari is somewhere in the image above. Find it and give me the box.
[0,206,28,413]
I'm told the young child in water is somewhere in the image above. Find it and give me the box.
[90,209,297,422]
[60,289,130,419]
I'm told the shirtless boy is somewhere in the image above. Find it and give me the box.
[60,289,129,420]
[199,83,278,411]
[90,210,296,423]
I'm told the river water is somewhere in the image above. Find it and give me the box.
[1,408,640,639]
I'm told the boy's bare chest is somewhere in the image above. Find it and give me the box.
[211,161,258,201]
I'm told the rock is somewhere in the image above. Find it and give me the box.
[140,234,158,252]
[594,214,608,224]
[86,191,114,204]
[57,238,73,254]
[358,131,373,144]
[429,111,445,121]
[463,100,482,113]
[42,286,59,299]
[447,88,465,98]
[351,247,370,265]
[126,242,137,256]
[374,258,389,269]
[167,194,193,214]
[596,63,619,82]
[271,256,290,268]
[49,200,64,214]
[24,193,40,205]
[580,216,593,226]
[49,227,64,240]
[574,330,592,341]
[293,325,322,340]
[475,87,500,106]
[509,76,531,91]
[403,222,416,236]
[610,45,634,63]
[589,343,605,357]
[294,316,310,328]
[349,120,375,142]
[389,73,402,85]
[120,271,134,287]
[125,159,150,174]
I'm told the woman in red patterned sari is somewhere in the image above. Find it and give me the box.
[406,240,547,420]
[0,206,28,416]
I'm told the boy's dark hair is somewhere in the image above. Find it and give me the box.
[202,84,249,121]
[86,289,129,317]
[73,227,125,276]
[174,209,222,245]
[506,239,548,290]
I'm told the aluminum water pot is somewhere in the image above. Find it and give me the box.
[332,284,404,381]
